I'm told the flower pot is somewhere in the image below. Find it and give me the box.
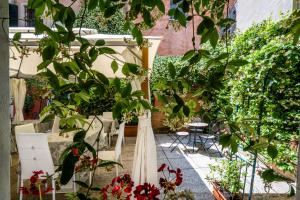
[212,182,228,200]
[125,125,138,137]
[212,182,241,200]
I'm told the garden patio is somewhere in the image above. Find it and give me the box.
[1,0,300,200]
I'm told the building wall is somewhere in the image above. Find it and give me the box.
[236,0,293,32]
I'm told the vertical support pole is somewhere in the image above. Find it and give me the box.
[0,0,11,199]
[141,46,149,100]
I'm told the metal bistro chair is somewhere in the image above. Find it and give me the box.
[169,131,189,152]
[196,121,222,157]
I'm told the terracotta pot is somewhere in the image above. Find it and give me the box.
[124,125,138,137]
[212,182,228,200]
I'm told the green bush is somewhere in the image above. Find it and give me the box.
[74,8,129,34]
[226,20,300,172]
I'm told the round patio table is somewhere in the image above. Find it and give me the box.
[187,122,208,152]
[48,129,107,165]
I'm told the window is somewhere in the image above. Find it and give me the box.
[9,4,18,27]
[24,6,35,27]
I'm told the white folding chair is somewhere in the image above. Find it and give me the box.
[15,123,36,134]
[16,133,56,200]
[96,122,125,177]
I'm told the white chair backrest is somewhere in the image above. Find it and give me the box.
[51,116,60,133]
[16,133,55,180]
[115,122,125,159]
[103,112,113,119]
[15,123,36,134]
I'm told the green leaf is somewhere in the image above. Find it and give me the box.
[183,105,190,116]
[60,153,79,185]
[182,50,195,61]
[13,32,21,41]
[104,6,117,18]
[155,0,165,13]
[97,160,123,168]
[111,60,118,73]
[42,44,56,61]
[174,9,186,27]
[88,0,98,10]
[121,83,132,97]
[140,99,151,109]
[168,63,176,78]
[98,47,116,54]
[37,60,51,71]
[132,26,143,45]
[173,104,182,113]
[219,134,232,147]
[224,106,233,116]
[74,181,89,188]
[95,39,105,46]
[228,59,249,66]
[73,130,86,142]
[267,144,278,159]
[210,28,219,48]
[84,142,96,158]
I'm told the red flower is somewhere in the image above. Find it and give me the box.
[30,175,38,184]
[20,187,29,195]
[167,167,176,174]
[133,183,160,200]
[175,168,183,186]
[158,163,166,172]
[72,147,79,156]
[112,185,121,194]
[124,185,132,193]
[33,170,44,175]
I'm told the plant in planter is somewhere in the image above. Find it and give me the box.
[207,159,245,200]
[124,115,139,137]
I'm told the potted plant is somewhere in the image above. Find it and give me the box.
[124,115,138,137]
[207,159,244,200]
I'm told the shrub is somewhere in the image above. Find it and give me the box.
[74,8,129,34]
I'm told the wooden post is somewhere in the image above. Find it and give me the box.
[141,47,149,100]
[0,0,11,199]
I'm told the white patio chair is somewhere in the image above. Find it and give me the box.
[16,133,56,200]
[101,112,124,147]
[15,123,36,134]
[102,112,113,119]
[51,116,60,133]
[95,122,125,177]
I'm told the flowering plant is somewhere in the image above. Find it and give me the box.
[96,164,193,200]
[19,170,53,199]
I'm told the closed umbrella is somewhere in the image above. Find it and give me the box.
[11,78,26,121]
[132,112,158,185]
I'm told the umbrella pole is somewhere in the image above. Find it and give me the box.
[0,0,11,198]
[141,46,149,100]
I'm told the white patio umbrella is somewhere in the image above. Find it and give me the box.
[132,111,158,185]
[11,78,26,121]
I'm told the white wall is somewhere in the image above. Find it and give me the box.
[236,0,293,32]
